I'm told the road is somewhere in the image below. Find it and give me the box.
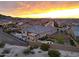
[38,40,79,52]
[0,28,27,46]
[50,44,79,52]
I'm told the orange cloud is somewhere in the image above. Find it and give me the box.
[1,1,79,18]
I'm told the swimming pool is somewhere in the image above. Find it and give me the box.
[72,25,79,36]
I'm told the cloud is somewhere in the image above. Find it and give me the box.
[0,1,79,18]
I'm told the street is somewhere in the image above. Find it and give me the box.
[0,28,27,46]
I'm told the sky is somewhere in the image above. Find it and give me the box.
[1,1,79,18]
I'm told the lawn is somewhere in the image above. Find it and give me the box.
[53,33,65,44]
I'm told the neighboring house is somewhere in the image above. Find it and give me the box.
[23,25,57,38]
[44,20,54,27]
[52,20,71,32]
[56,25,70,32]
[11,33,27,41]
[26,32,38,42]
[20,25,57,44]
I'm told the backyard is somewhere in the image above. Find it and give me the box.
[51,33,65,44]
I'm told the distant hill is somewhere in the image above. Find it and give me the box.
[1,14,79,20]
[1,14,79,25]
[0,14,15,22]
[0,14,12,19]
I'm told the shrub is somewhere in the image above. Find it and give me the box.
[0,54,5,57]
[29,47,34,50]
[15,54,18,57]
[23,49,31,55]
[48,49,60,57]
[70,40,76,46]
[40,43,49,51]
[33,45,39,49]
[30,51,35,54]
[38,51,42,53]
[4,29,12,34]
[29,44,39,50]
[0,42,5,48]
[2,49,10,54]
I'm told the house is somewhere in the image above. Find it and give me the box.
[22,25,56,40]
[26,32,38,42]
[11,32,27,41]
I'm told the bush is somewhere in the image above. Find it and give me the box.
[38,51,42,53]
[29,47,34,50]
[70,40,76,46]
[2,49,10,54]
[32,45,39,49]
[23,49,31,55]
[4,29,12,34]
[0,42,5,48]
[0,54,5,57]
[40,43,49,51]
[29,44,39,50]
[48,49,60,57]
[30,51,35,54]
[15,54,18,57]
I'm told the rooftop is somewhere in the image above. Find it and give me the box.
[23,25,57,35]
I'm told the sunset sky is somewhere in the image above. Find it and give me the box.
[1,1,79,18]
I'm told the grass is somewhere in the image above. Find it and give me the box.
[53,33,64,44]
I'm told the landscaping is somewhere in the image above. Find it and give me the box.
[48,49,61,57]
[53,34,64,44]
[40,43,50,51]
[2,48,10,54]
[23,49,31,55]
[0,42,5,48]
[69,40,76,46]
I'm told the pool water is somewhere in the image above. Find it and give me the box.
[72,26,79,36]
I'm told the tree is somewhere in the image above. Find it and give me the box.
[40,43,49,51]
[48,49,61,57]
[70,40,76,46]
